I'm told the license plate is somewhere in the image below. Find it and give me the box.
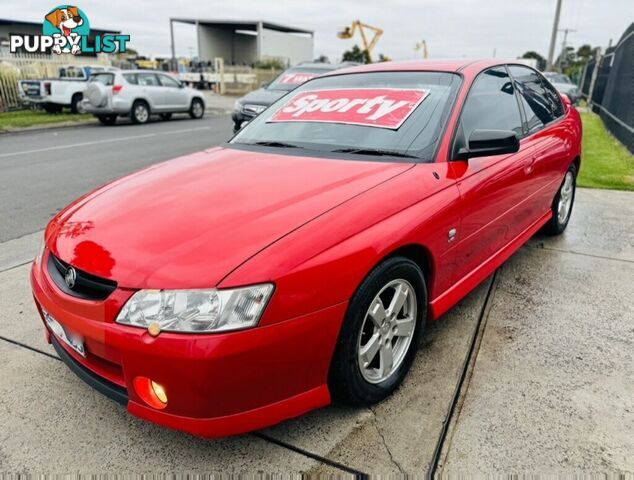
[43,310,85,357]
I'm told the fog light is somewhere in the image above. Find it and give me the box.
[151,380,167,404]
[133,376,168,409]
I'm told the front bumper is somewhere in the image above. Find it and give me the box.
[31,253,344,437]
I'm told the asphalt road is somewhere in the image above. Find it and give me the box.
[0,114,233,243]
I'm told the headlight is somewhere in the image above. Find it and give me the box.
[243,104,267,115]
[115,284,274,333]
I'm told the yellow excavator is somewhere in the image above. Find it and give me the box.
[337,20,384,63]
[414,40,428,59]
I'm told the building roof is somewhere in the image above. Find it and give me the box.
[0,18,120,34]
[170,18,313,35]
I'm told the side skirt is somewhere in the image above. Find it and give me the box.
[429,210,551,320]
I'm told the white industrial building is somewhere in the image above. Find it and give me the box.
[170,18,314,66]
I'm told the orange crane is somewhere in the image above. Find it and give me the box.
[414,40,428,59]
[337,20,383,63]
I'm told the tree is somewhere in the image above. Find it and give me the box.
[576,44,593,61]
[342,45,371,64]
[377,53,391,62]
[520,51,546,71]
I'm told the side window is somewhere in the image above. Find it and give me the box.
[459,67,523,143]
[158,74,181,88]
[540,76,565,118]
[508,66,556,132]
[122,73,138,85]
[138,73,159,86]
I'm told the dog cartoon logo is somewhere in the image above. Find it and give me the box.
[43,5,90,55]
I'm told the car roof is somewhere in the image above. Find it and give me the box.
[322,59,524,76]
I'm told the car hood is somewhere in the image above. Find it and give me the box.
[48,147,413,289]
[239,88,288,107]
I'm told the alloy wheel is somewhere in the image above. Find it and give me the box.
[357,279,417,384]
[557,171,574,224]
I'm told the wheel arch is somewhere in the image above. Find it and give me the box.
[132,97,151,112]
[572,155,581,176]
[381,243,434,302]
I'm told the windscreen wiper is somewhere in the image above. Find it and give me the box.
[331,148,418,159]
[251,141,303,148]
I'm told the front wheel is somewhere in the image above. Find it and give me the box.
[189,98,204,119]
[70,93,84,114]
[542,163,577,235]
[329,257,426,405]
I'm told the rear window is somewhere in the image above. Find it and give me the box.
[268,68,332,91]
[90,73,114,86]
[231,71,461,162]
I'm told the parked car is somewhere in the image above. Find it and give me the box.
[231,62,356,132]
[31,60,581,438]
[18,65,118,113]
[542,72,581,104]
[81,70,206,125]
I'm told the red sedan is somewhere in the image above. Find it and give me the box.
[31,59,582,437]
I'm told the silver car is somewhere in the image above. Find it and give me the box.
[82,70,206,125]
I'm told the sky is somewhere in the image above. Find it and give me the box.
[5,0,633,61]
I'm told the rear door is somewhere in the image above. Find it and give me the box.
[157,74,189,111]
[449,66,535,282]
[137,72,164,111]
[508,65,570,216]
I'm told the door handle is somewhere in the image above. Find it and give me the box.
[524,156,536,174]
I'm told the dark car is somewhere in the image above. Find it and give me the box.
[231,63,355,132]
[542,72,581,105]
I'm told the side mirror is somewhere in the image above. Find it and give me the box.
[178,82,185,89]
[456,129,519,160]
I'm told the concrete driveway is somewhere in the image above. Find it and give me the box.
[0,187,632,474]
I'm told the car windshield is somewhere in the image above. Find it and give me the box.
[231,71,461,162]
[545,73,571,84]
[267,68,332,91]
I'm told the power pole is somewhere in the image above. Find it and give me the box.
[557,28,576,70]
[547,0,563,70]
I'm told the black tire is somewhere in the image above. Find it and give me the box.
[159,113,173,121]
[70,93,83,114]
[233,122,242,133]
[329,256,427,405]
[43,103,62,114]
[96,114,117,125]
[131,100,150,124]
[542,163,577,236]
[189,98,204,119]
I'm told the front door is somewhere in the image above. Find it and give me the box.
[449,66,536,283]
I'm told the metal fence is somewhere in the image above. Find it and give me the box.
[0,52,113,111]
[580,23,633,153]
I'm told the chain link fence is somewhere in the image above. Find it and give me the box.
[579,23,633,153]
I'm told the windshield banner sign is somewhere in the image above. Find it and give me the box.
[268,88,430,129]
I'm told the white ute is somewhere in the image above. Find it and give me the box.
[18,65,119,113]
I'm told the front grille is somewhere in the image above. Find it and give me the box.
[47,253,117,301]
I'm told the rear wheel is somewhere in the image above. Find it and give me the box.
[70,93,84,114]
[329,257,426,405]
[96,114,117,125]
[131,100,150,124]
[542,163,577,235]
[159,113,172,121]
[189,98,204,119]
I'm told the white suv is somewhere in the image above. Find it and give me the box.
[82,70,206,125]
